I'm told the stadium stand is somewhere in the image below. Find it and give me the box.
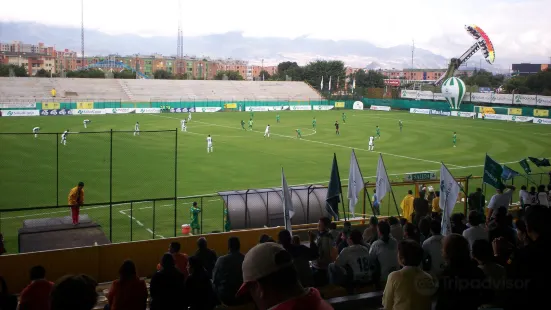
[0,78,320,101]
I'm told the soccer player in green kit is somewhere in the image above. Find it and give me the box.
[312,117,317,131]
[453,132,457,147]
[399,120,403,132]
[241,120,245,130]
[276,113,280,123]
[248,118,253,130]
[190,201,201,235]
[224,208,231,232]
[296,129,302,138]
[376,126,381,139]
[250,111,254,119]
[342,112,347,123]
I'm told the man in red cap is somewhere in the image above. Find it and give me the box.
[236,242,333,310]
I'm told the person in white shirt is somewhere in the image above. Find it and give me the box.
[328,230,372,287]
[188,111,192,122]
[422,219,445,279]
[181,119,187,132]
[61,129,69,145]
[83,119,91,128]
[134,122,140,136]
[462,210,488,250]
[486,185,515,225]
[369,221,399,284]
[368,136,375,151]
[32,127,40,138]
[535,184,550,207]
[519,185,531,209]
[264,125,270,138]
[207,135,213,153]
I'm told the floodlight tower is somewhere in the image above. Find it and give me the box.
[176,0,184,75]
[81,0,85,69]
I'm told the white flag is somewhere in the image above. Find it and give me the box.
[439,163,461,236]
[320,76,323,90]
[329,76,332,91]
[282,168,295,234]
[376,153,391,203]
[347,150,364,218]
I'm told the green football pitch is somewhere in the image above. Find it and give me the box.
[0,110,549,253]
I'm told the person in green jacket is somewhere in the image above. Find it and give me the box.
[276,114,280,123]
[224,208,231,232]
[190,202,201,235]
[241,120,245,130]
[342,112,347,123]
[248,119,254,130]
[312,117,317,131]
[296,129,302,138]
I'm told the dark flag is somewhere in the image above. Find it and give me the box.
[519,158,531,174]
[325,153,342,220]
[528,157,551,167]
[483,154,504,190]
[501,165,520,180]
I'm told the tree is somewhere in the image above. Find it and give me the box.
[0,64,28,77]
[348,69,385,95]
[214,70,244,80]
[277,61,300,74]
[154,70,172,79]
[35,68,51,77]
[114,70,137,79]
[66,69,105,78]
[303,60,346,92]
[258,70,271,81]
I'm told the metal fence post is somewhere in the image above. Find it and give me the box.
[306,185,312,224]
[245,190,250,228]
[174,129,178,237]
[153,200,156,239]
[266,192,269,227]
[109,129,113,241]
[222,196,226,232]
[200,196,203,235]
[56,133,59,206]
[130,202,133,242]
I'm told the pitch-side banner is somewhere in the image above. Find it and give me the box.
[433,93,446,101]
[40,109,73,116]
[169,108,192,113]
[247,106,289,112]
[1,110,40,117]
[470,93,492,103]
[409,108,431,114]
[430,110,450,116]
[451,111,476,118]
[370,105,391,111]
[492,94,513,105]
[135,108,161,114]
[104,108,136,114]
[513,94,537,106]
[537,96,551,107]
[533,118,551,124]
[312,105,334,110]
[290,105,312,111]
[482,113,512,121]
[71,109,106,115]
[0,102,37,108]
[401,90,434,100]
[194,107,222,113]
[511,116,533,122]
[353,101,364,110]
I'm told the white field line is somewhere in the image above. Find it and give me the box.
[119,209,165,239]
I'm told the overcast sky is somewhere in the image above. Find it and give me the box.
[1,0,549,61]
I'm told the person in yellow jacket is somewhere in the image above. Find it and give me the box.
[51,88,56,98]
[68,182,85,225]
[400,190,415,222]
[432,191,441,217]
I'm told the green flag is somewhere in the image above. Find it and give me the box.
[483,155,504,190]
[325,153,342,221]
[519,158,531,174]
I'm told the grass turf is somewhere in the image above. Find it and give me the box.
[0,110,550,252]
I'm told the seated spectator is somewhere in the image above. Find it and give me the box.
[212,236,245,306]
[413,191,429,226]
[336,221,352,253]
[383,239,434,310]
[106,260,147,310]
[0,276,17,310]
[328,230,373,288]
[259,234,274,243]
[489,207,516,246]
[403,223,420,243]
[184,256,217,310]
[362,216,379,244]
[292,235,301,245]
[150,254,186,310]
[311,217,334,287]
[19,265,54,310]
[193,237,217,279]
[450,213,467,235]
[0,233,5,255]
[435,234,489,310]
[471,239,506,307]
[422,219,445,279]
[278,229,318,287]
[236,243,332,310]
[50,275,98,310]
[328,222,340,243]
[418,217,430,244]
[369,221,399,285]
[462,210,488,250]
[157,242,189,276]
[388,216,403,241]
[514,219,530,248]
[399,217,408,227]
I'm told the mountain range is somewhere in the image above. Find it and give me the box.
[0,21,511,72]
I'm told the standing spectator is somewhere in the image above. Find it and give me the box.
[388,217,403,241]
[328,223,339,243]
[106,260,147,310]
[362,216,379,245]
[427,186,435,206]
[514,218,530,248]
[0,276,17,310]
[488,208,516,246]
[19,265,54,310]
[403,223,420,244]
[467,188,485,214]
[486,185,516,225]
[462,210,488,250]
[311,217,334,287]
[471,239,506,307]
[0,233,5,255]
[278,229,318,287]
[536,184,550,207]
[518,185,531,209]
[50,275,98,310]
[369,221,399,284]
[51,88,56,98]
[193,237,217,279]
[418,218,430,244]
[372,189,381,215]
[527,186,538,206]
[450,213,467,235]
[150,254,186,310]
[236,243,332,310]
[157,242,189,276]
[413,191,429,226]
[328,230,373,288]
[431,191,441,217]
[212,236,245,306]
[435,234,489,310]
[184,256,217,310]
[422,219,445,279]
[383,240,434,310]
[292,235,301,246]
[67,182,85,225]
[336,221,352,253]
[400,190,415,222]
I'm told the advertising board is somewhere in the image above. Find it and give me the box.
[369,105,391,111]
[104,108,136,114]
[135,108,161,114]
[1,110,40,117]
[40,109,72,116]
[533,118,551,124]
[290,105,312,111]
[194,107,222,113]
[409,108,431,115]
[353,101,364,110]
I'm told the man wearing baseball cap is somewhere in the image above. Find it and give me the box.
[68,182,85,225]
[236,242,333,310]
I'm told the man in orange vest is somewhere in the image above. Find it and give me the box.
[68,182,85,225]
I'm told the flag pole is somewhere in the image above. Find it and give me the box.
[362,184,367,223]
[335,154,346,221]
[380,153,401,219]
[365,187,376,216]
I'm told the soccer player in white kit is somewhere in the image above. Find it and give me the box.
[32,127,40,138]
[181,119,187,132]
[368,136,374,151]
[207,135,213,153]
[264,124,270,138]
[188,111,192,122]
[61,129,69,145]
[83,119,91,128]
[134,122,140,136]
